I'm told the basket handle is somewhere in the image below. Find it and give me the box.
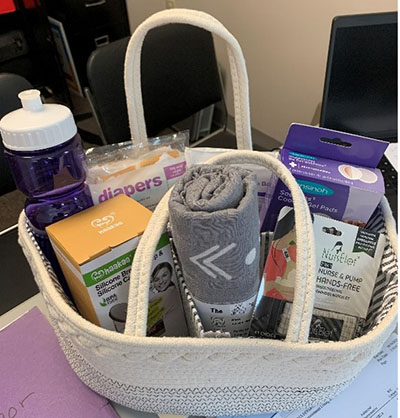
[124,150,316,344]
[124,8,252,150]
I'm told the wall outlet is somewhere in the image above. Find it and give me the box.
[166,0,175,8]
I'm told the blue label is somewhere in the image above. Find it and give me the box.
[296,179,334,196]
[289,151,317,160]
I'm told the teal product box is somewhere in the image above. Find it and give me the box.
[261,124,389,231]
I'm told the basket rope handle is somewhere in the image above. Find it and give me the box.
[209,152,316,343]
[124,151,316,344]
[124,8,252,150]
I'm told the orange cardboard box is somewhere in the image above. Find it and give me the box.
[46,194,188,337]
[46,195,152,330]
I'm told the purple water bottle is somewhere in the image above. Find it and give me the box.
[0,90,93,292]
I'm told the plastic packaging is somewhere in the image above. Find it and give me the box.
[250,207,386,342]
[86,131,188,210]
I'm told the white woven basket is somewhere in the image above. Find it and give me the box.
[18,9,397,416]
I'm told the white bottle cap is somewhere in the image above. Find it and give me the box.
[0,89,78,151]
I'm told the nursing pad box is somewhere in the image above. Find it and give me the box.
[46,194,187,336]
[262,123,388,231]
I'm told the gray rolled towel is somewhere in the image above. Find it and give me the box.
[169,164,260,336]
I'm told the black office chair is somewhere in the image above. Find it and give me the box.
[86,24,237,147]
[0,73,33,195]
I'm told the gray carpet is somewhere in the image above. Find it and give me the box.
[0,189,25,230]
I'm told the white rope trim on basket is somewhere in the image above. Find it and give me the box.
[124,8,252,150]
[125,187,173,338]
[207,151,316,343]
[125,151,316,344]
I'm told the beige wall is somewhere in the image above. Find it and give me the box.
[126,0,397,143]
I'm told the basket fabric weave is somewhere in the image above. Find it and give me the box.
[17,8,398,416]
[17,208,397,415]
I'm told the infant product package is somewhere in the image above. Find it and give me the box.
[251,207,386,342]
[261,123,389,231]
[86,132,187,211]
[46,194,187,337]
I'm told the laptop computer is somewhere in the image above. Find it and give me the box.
[320,12,397,219]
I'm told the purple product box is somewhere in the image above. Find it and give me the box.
[262,123,389,231]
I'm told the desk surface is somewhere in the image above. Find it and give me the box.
[0,294,181,418]
[0,225,39,315]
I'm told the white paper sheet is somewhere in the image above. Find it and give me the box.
[385,143,398,171]
[275,333,398,418]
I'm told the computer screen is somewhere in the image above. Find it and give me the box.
[320,12,397,140]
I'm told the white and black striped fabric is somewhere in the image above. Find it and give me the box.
[364,207,398,332]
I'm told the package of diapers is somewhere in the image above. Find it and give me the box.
[86,131,188,211]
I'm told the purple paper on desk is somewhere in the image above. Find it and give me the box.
[0,307,119,418]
